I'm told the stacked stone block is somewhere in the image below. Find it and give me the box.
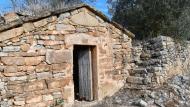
[128,36,190,89]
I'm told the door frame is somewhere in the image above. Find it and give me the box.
[73,44,98,101]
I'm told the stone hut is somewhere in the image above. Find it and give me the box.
[0,4,134,106]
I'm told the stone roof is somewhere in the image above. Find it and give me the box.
[0,4,135,38]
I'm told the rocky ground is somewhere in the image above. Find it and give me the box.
[93,74,190,107]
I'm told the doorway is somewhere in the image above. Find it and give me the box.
[73,45,97,101]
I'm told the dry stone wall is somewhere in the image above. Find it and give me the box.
[128,36,190,89]
[0,6,132,107]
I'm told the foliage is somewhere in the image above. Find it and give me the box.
[50,98,64,107]
[7,0,95,16]
[108,0,190,40]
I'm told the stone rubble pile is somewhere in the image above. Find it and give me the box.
[95,74,190,107]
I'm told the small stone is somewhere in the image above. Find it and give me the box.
[165,100,179,107]
[114,96,122,104]
[28,102,47,107]
[70,11,101,26]
[133,99,148,107]
[56,24,76,31]
[24,80,45,92]
[0,27,24,42]
[126,76,144,84]
[71,10,79,15]
[10,76,27,81]
[63,87,73,102]
[4,66,18,73]
[38,40,64,46]
[4,12,20,23]
[46,50,72,64]
[49,35,56,40]
[140,52,151,59]
[112,44,122,49]
[96,27,107,32]
[153,67,162,72]
[26,95,42,104]
[47,78,71,89]
[25,56,45,66]
[0,101,10,107]
[39,35,50,40]
[0,52,8,56]
[27,74,36,80]
[7,84,23,93]
[0,82,5,90]
[76,27,88,33]
[3,72,25,77]
[53,92,62,99]
[154,99,165,107]
[58,13,71,20]
[13,101,25,106]
[48,24,56,30]
[6,42,13,45]
[19,66,35,72]
[20,44,30,52]
[52,63,71,71]
[3,46,20,52]
[37,72,52,79]
[123,34,129,42]
[149,92,159,99]
[53,73,65,78]
[23,23,35,32]
[0,66,5,72]
[36,64,50,72]
[11,37,20,43]
[2,57,25,66]
[49,16,57,22]
[43,94,53,101]
[55,35,65,41]
[33,18,48,28]
[61,18,70,24]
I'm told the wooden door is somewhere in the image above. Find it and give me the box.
[78,47,93,101]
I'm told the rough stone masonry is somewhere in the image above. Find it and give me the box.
[127,36,190,90]
[1,3,188,107]
[0,4,134,107]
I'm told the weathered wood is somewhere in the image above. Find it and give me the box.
[91,46,98,100]
[78,47,93,101]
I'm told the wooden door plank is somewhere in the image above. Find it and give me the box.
[79,49,85,99]
[88,48,93,101]
[78,47,93,101]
